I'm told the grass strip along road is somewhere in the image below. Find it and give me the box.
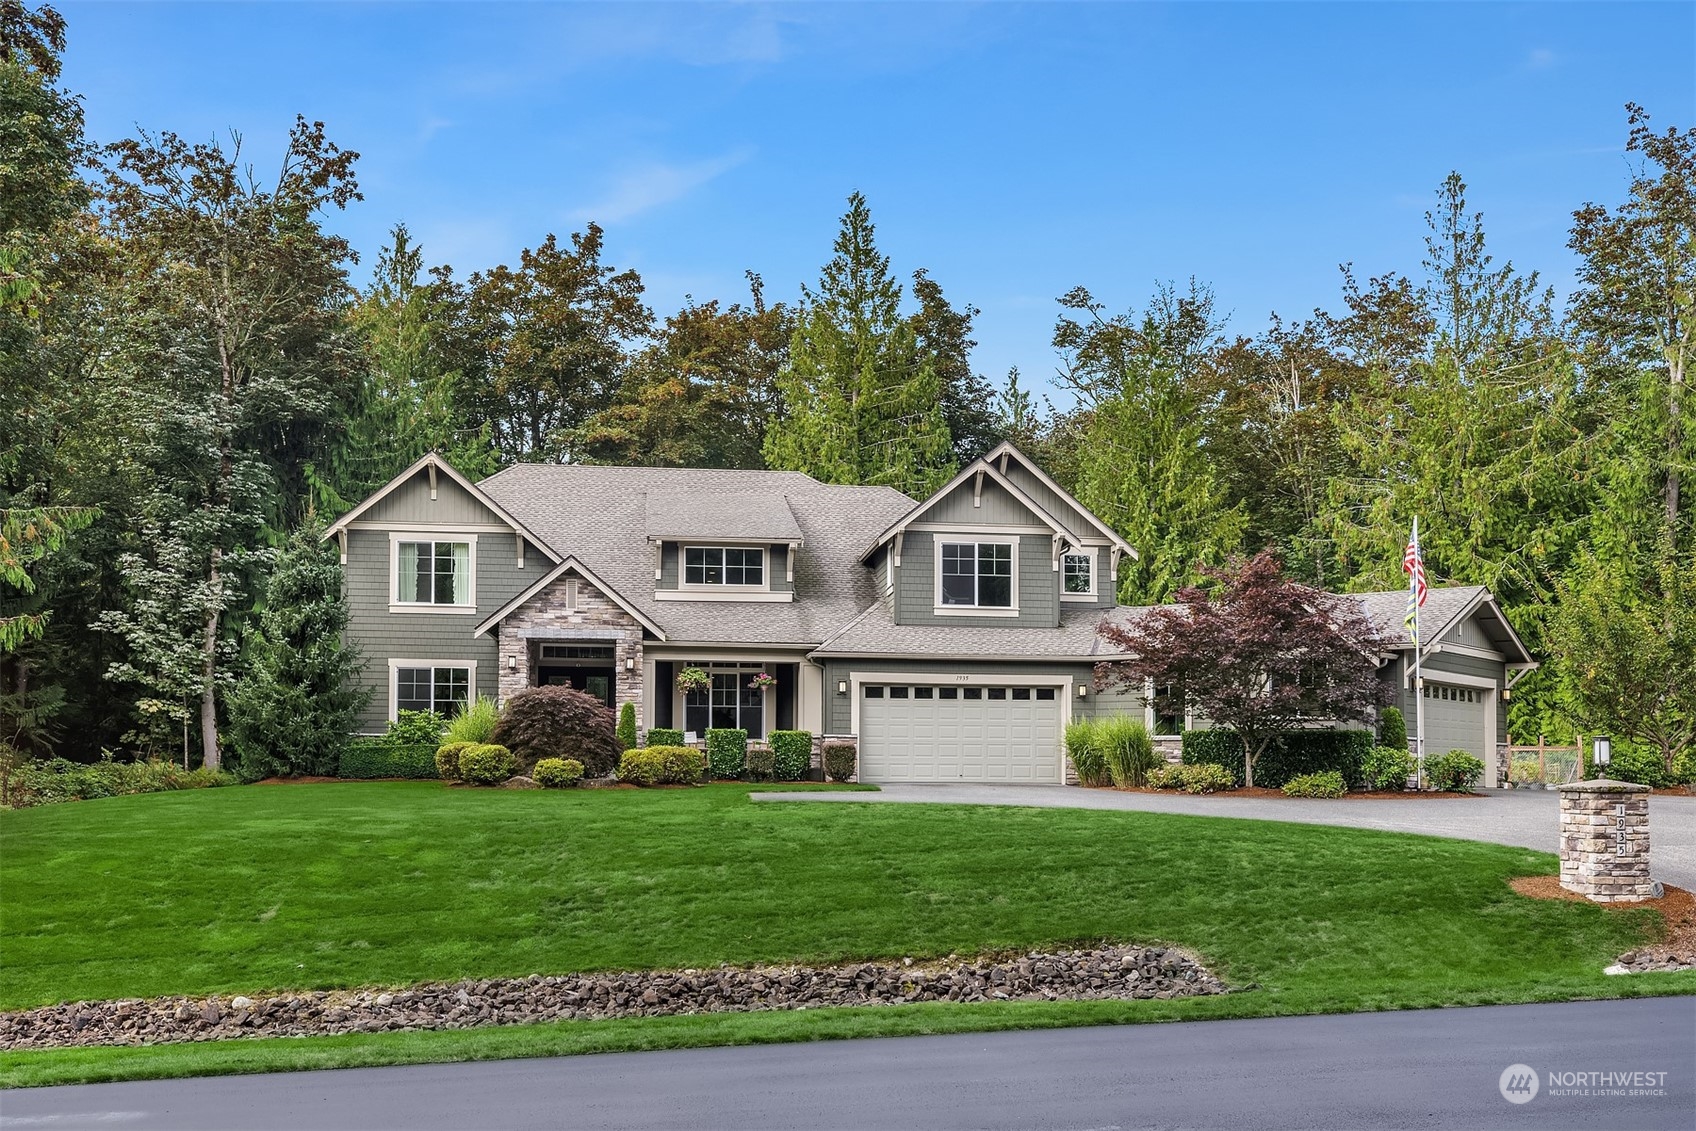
[2,782,1689,1087]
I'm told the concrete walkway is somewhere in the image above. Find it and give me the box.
[754,784,1696,891]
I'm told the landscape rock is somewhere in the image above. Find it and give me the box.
[0,944,1227,1052]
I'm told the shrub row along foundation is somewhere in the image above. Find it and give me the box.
[0,945,1226,1051]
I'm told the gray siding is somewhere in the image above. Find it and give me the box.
[1000,461,1099,540]
[1386,641,1510,745]
[363,472,505,526]
[343,527,535,732]
[893,532,1059,628]
[820,658,1095,734]
[657,542,794,594]
[923,476,1043,526]
[1061,545,1116,608]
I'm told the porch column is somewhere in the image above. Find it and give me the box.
[615,630,644,726]
[497,630,529,704]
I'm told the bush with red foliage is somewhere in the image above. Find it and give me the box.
[491,686,621,778]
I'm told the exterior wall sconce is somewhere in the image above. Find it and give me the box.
[837,680,848,695]
[506,655,516,671]
[1594,734,1611,769]
[625,657,635,672]
[1076,684,1088,698]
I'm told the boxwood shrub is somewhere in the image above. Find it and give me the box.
[434,741,475,781]
[340,739,439,780]
[746,744,776,781]
[768,730,813,781]
[459,743,517,785]
[533,758,584,788]
[705,728,747,780]
[645,728,684,748]
[1181,728,1372,789]
[616,746,703,786]
[1282,770,1348,798]
[822,740,857,783]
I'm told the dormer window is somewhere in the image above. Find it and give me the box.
[684,546,764,588]
[938,541,1014,609]
[1063,552,1093,596]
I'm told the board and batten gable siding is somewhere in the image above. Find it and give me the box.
[819,658,1096,735]
[342,525,533,733]
[656,542,795,593]
[998,460,1101,545]
[359,472,508,526]
[893,531,1059,628]
[921,475,1045,527]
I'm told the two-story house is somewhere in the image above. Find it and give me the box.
[325,442,1534,785]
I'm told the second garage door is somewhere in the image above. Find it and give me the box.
[858,681,1063,783]
[1421,680,1488,759]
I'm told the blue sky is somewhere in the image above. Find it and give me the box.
[61,1,1695,398]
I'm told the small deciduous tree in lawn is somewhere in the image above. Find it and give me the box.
[1095,550,1395,788]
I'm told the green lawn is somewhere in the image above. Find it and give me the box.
[1,782,1688,1087]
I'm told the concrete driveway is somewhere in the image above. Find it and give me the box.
[755,784,1696,891]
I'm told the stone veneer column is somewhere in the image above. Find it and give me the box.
[1558,778,1654,902]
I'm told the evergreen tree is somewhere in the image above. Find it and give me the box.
[227,520,367,780]
[1054,281,1245,604]
[765,193,955,498]
[909,269,1002,463]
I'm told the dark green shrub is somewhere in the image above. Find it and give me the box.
[1591,743,1670,788]
[705,728,748,780]
[769,730,813,780]
[387,710,447,747]
[617,746,704,786]
[1362,745,1414,791]
[459,743,516,785]
[1,756,236,808]
[645,727,684,748]
[1182,728,1372,789]
[1064,721,1111,787]
[1098,715,1159,787]
[746,744,776,781]
[434,741,474,781]
[492,686,620,777]
[1378,706,1408,753]
[1427,749,1485,792]
[823,741,857,782]
[533,758,584,788]
[339,739,438,780]
[616,702,638,751]
[1282,770,1347,798]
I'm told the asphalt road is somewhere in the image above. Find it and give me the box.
[3,998,1691,1130]
[756,785,1696,892]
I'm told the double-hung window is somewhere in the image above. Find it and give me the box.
[684,546,763,587]
[395,540,473,607]
[939,542,1013,609]
[394,664,472,718]
[1063,552,1093,596]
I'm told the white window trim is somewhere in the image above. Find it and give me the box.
[389,532,478,614]
[933,539,1019,616]
[387,658,478,722]
[1061,550,1096,602]
[679,544,769,593]
[675,660,774,740]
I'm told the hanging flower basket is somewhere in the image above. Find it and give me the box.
[746,672,777,692]
[676,666,711,694]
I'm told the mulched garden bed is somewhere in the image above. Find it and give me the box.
[1510,875,1696,974]
[0,944,1229,1052]
[1101,785,1485,800]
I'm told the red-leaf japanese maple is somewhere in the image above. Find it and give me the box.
[1095,550,1396,787]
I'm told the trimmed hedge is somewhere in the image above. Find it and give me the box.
[340,740,439,780]
[1149,762,1235,794]
[746,745,776,781]
[616,746,704,786]
[768,730,813,781]
[1182,728,1372,789]
[533,758,584,788]
[823,740,857,783]
[1282,770,1347,798]
[645,728,684,748]
[705,728,747,780]
[459,743,517,785]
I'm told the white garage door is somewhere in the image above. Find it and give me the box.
[1421,681,1488,758]
[858,681,1063,783]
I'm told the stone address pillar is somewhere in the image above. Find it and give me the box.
[1558,779,1655,902]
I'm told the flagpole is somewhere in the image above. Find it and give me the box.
[1412,518,1426,790]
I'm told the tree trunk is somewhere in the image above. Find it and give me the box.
[1667,351,1682,529]
[1242,733,1256,789]
[200,550,221,770]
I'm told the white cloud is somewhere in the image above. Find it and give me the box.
[569,147,755,225]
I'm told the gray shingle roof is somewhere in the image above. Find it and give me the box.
[1350,585,1487,647]
[643,490,803,543]
[476,465,914,645]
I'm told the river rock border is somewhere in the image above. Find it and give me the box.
[1,944,1226,1052]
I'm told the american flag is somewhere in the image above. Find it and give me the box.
[1402,517,1427,639]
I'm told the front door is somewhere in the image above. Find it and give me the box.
[538,666,615,708]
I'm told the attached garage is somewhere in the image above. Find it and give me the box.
[1420,679,1492,761]
[856,679,1066,783]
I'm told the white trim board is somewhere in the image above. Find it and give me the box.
[386,658,479,722]
[388,532,478,616]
